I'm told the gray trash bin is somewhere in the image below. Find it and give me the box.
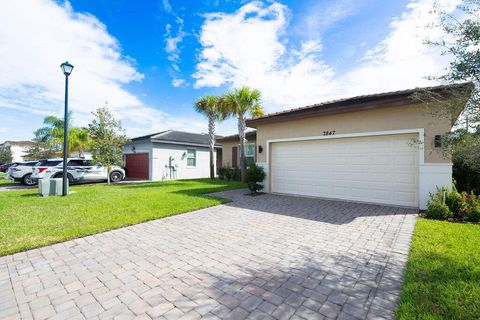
[38,178,67,197]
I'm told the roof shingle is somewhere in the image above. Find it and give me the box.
[130,130,222,147]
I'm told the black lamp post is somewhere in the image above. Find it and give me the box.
[60,61,74,196]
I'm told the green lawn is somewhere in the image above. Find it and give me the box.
[0,172,17,186]
[396,218,480,319]
[0,179,245,256]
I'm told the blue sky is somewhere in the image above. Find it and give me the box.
[0,0,459,141]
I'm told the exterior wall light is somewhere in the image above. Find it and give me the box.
[434,135,442,148]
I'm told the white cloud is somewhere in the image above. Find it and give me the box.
[162,0,187,87]
[338,0,461,97]
[193,0,462,113]
[298,0,365,41]
[0,0,202,138]
[172,78,187,87]
[162,0,173,13]
[165,20,185,63]
[164,20,187,87]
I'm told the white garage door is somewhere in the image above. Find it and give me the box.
[271,134,419,207]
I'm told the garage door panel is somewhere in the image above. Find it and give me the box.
[395,173,417,184]
[125,153,149,180]
[372,189,394,201]
[395,191,416,202]
[372,155,393,165]
[395,155,416,165]
[351,187,371,197]
[370,172,394,182]
[349,155,370,164]
[271,134,419,207]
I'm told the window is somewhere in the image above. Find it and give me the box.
[67,160,84,167]
[238,143,255,166]
[187,149,196,167]
[83,160,94,166]
[35,160,62,167]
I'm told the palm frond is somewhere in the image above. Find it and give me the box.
[221,86,263,116]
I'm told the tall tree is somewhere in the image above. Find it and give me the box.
[417,0,480,191]
[88,105,128,184]
[420,0,480,126]
[23,139,58,160]
[0,146,12,163]
[69,127,91,157]
[222,87,264,182]
[194,95,227,179]
[35,115,66,148]
[34,113,91,157]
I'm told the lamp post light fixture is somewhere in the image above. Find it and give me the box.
[60,61,74,196]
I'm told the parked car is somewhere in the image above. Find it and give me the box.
[0,162,18,173]
[31,158,125,184]
[5,161,39,186]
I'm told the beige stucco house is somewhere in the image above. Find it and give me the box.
[221,83,471,210]
[217,131,257,168]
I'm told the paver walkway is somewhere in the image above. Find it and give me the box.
[0,190,417,320]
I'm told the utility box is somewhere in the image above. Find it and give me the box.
[38,178,67,197]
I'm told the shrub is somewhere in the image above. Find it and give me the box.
[246,164,266,194]
[459,193,480,222]
[445,188,464,219]
[231,167,241,181]
[425,186,480,222]
[218,166,241,181]
[224,167,233,180]
[217,166,227,180]
[453,154,480,194]
[425,192,453,220]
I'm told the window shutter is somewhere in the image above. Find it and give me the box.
[232,146,238,168]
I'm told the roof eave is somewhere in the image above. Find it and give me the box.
[246,82,474,127]
[246,95,415,127]
[151,139,222,148]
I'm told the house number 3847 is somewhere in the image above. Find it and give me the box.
[323,131,336,136]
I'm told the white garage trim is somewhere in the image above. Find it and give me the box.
[261,128,449,209]
[419,163,452,210]
[266,128,425,166]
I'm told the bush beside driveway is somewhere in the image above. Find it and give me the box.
[0,179,245,256]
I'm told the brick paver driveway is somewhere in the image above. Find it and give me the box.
[0,190,417,320]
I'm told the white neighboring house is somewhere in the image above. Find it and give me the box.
[124,130,222,180]
[0,140,34,162]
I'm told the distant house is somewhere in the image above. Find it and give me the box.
[124,130,222,180]
[0,140,33,162]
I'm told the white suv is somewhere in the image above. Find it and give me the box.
[31,158,125,184]
[5,161,39,186]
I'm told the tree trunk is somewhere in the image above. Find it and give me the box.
[238,114,247,183]
[208,114,215,180]
[107,166,111,185]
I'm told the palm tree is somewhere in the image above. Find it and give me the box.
[35,115,66,146]
[222,86,264,182]
[69,127,91,157]
[194,95,227,179]
[34,114,91,157]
